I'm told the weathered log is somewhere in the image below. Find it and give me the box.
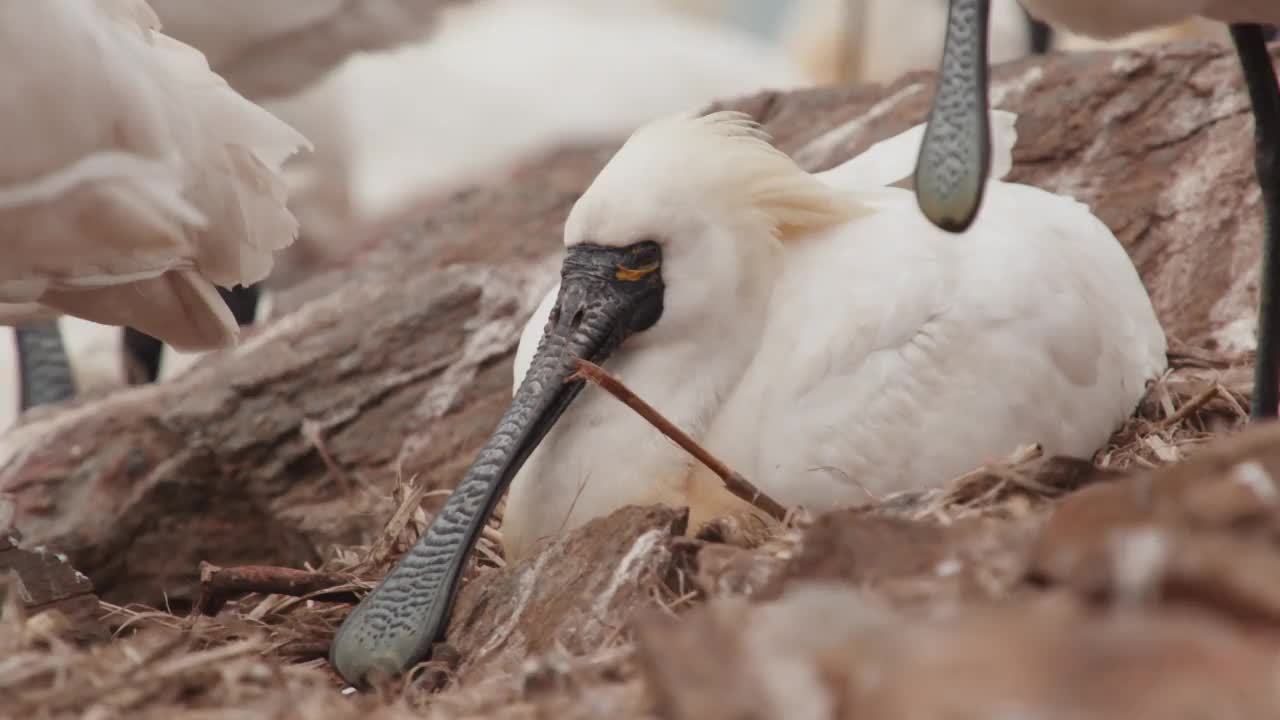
[445,505,688,683]
[636,582,1280,720]
[0,41,1271,608]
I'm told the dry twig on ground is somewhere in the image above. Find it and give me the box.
[195,562,359,617]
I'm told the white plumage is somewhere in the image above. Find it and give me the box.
[258,0,809,270]
[0,0,310,351]
[501,109,1167,560]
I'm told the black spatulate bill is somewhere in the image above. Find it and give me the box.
[914,0,991,234]
[329,241,665,686]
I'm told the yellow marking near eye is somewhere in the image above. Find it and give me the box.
[615,263,659,281]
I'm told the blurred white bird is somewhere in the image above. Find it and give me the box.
[258,0,809,277]
[0,0,309,348]
[329,108,1167,684]
[143,0,763,285]
[94,1,469,390]
[0,0,309,432]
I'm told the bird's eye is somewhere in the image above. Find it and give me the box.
[626,240,661,267]
[615,240,662,281]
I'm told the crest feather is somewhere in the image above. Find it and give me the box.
[622,110,872,240]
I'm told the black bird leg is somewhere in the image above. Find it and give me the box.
[14,320,76,410]
[1024,9,1053,55]
[219,283,263,327]
[123,283,262,384]
[13,282,263,420]
[1230,25,1280,420]
[122,325,164,385]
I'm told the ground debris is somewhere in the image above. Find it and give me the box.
[1031,419,1280,626]
[0,535,105,646]
[195,562,361,617]
[638,583,1280,720]
[0,345,1267,718]
[3,41,1278,720]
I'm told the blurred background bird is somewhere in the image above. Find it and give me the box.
[0,0,310,431]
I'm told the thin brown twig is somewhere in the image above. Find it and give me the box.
[568,358,787,521]
[195,562,359,617]
[301,419,357,493]
[1159,382,1220,429]
[1216,381,1249,421]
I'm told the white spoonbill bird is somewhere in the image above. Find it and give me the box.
[0,0,310,352]
[329,108,1167,684]
[913,0,1280,419]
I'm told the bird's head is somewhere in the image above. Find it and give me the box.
[556,110,869,348]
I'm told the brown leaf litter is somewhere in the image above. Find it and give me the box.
[2,344,1276,719]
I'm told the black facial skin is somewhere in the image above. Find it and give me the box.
[328,240,664,687]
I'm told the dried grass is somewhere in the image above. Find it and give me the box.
[848,342,1254,527]
[1097,340,1251,468]
[0,343,1254,719]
